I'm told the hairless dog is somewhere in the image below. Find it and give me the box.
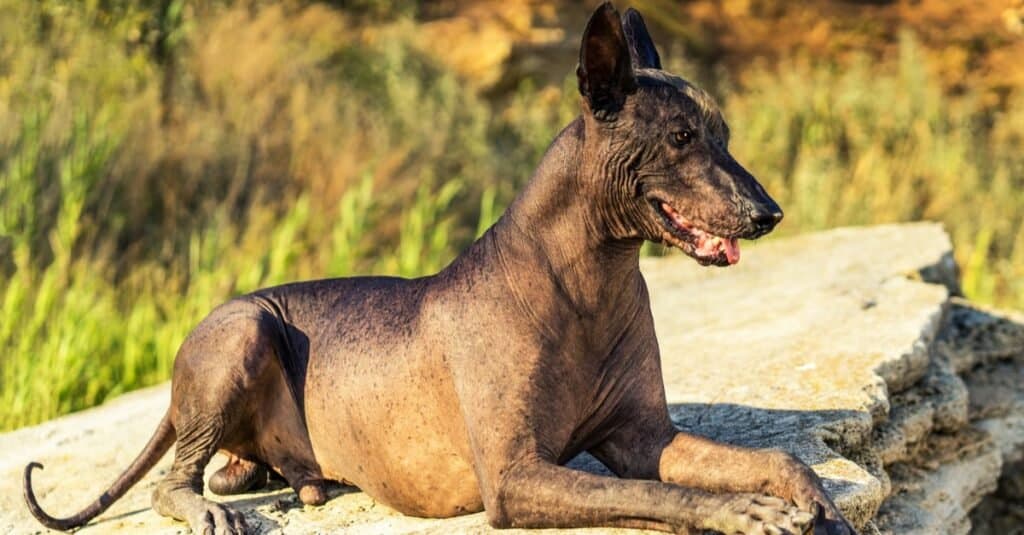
[25,4,855,534]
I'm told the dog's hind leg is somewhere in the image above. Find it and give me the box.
[251,366,329,507]
[275,460,329,506]
[208,454,269,496]
[152,413,248,535]
[151,307,276,535]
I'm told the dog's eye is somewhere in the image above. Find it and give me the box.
[670,130,692,147]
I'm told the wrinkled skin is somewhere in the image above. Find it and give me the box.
[24,4,855,535]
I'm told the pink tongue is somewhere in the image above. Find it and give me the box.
[724,238,741,265]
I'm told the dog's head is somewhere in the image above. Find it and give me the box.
[577,3,782,266]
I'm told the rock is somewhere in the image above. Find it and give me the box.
[0,223,1003,534]
[644,223,954,527]
[936,300,1024,534]
[936,298,1024,374]
[873,428,1002,535]
[871,357,969,467]
[969,458,1024,535]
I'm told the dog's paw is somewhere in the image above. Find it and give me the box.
[792,492,856,535]
[703,493,815,535]
[808,502,858,535]
[187,502,248,535]
[770,452,856,535]
[786,480,856,535]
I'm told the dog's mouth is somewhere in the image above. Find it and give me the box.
[651,199,740,266]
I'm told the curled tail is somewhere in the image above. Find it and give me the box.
[24,410,175,531]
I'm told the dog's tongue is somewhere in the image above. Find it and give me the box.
[723,238,740,265]
[695,234,741,265]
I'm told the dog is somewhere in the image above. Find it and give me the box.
[25,4,854,534]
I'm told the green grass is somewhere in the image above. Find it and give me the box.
[1,2,1022,430]
[721,33,1024,305]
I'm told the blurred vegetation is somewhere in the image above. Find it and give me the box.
[1,0,1022,430]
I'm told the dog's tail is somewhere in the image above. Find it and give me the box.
[23,409,175,531]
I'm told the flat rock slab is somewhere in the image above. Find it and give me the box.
[0,223,954,534]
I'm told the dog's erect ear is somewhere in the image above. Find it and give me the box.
[577,2,637,121]
[622,8,661,69]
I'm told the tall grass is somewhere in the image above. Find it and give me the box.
[722,33,1024,305]
[1,2,1021,430]
[0,0,566,430]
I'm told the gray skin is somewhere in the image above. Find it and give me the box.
[24,4,856,535]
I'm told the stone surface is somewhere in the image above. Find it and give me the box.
[943,300,1024,535]
[871,357,969,468]
[0,223,964,534]
[936,298,1024,374]
[970,458,1024,535]
[873,429,1002,535]
[867,299,1024,535]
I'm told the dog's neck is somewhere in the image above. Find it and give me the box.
[488,117,644,316]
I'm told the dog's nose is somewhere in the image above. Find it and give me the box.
[751,209,783,232]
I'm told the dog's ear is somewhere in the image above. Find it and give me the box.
[577,2,637,122]
[622,8,661,70]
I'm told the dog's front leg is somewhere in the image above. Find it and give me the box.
[484,456,813,534]
[594,422,856,535]
[450,350,811,534]
[584,324,857,535]
[657,432,854,534]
